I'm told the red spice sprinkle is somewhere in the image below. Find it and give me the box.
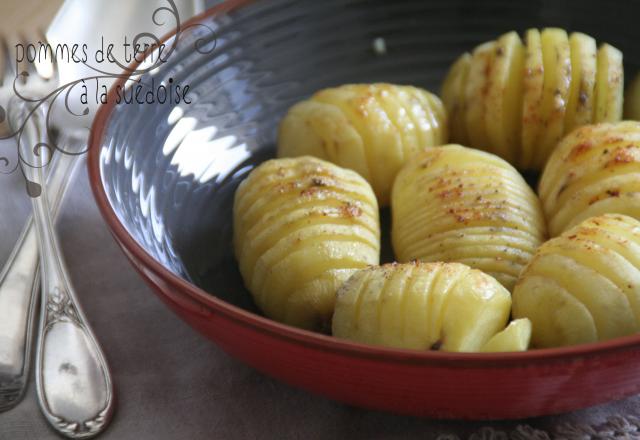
[605,148,636,167]
[300,187,321,197]
[438,187,463,200]
[340,202,362,218]
[569,142,592,160]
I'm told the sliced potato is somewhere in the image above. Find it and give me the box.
[535,28,572,170]
[442,53,472,146]
[512,274,597,347]
[513,214,640,348]
[332,262,512,352]
[480,318,532,352]
[485,31,525,164]
[521,28,545,170]
[311,85,402,205]
[464,42,495,151]
[594,44,624,123]
[442,53,470,142]
[539,121,640,236]
[278,83,447,206]
[425,91,448,146]
[565,32,597,132]
[392,144,546,291]
[375,86,421,160]
[234,156,380,330]
[442,29,622,171]
[278,100,369,180]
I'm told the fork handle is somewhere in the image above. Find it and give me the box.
[0,135,78,412]
[18,105,114,439]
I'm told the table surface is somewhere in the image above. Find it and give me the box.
[2,2,640,439]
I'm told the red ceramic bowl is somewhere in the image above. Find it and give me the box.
[88,0,640,419]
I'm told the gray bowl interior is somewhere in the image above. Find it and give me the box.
[98,0,640,312]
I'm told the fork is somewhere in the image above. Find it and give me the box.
[0,30,64,412]
[3,32,114,438]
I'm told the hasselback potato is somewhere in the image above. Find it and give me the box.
[539,121,640,236]
[277,83,447,205]
[442,29,623,170]
[391,144,546,290]
[233,156,380,330]
[513,214,640,348]
[332,262,530,352]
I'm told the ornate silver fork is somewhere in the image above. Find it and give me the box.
[0,30,63,412]
[3,33,114,438]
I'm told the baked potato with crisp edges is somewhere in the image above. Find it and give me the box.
[392,144,546,291]
[277,83,447,206]
[513,214,640,348]
[332,262,530,353]
[442,29,623,170]
[233,156,380,331]
[539,121,640,236]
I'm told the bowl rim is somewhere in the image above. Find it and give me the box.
[87,0,640,367]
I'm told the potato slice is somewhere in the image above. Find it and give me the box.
[424,90,448,146]
[480,318,532,352]
[406,86,442,148]
[535,28,572,170]
[442,53,472,147]
[234,156,380,330]
[442,53,471,146]
[278,100,370,181]
[594,43,624,123]
[532,251,636,340]
[521,29,545,170]
[374,86,421,160]
[464,41,495,151]
[565,32,597,132]
[485,31,525,164]
[332,262,512,352]
[512,275,597,347]
[512,214,640,347]
[440,269,512,351]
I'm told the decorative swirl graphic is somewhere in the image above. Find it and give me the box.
[0,0,217,195]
